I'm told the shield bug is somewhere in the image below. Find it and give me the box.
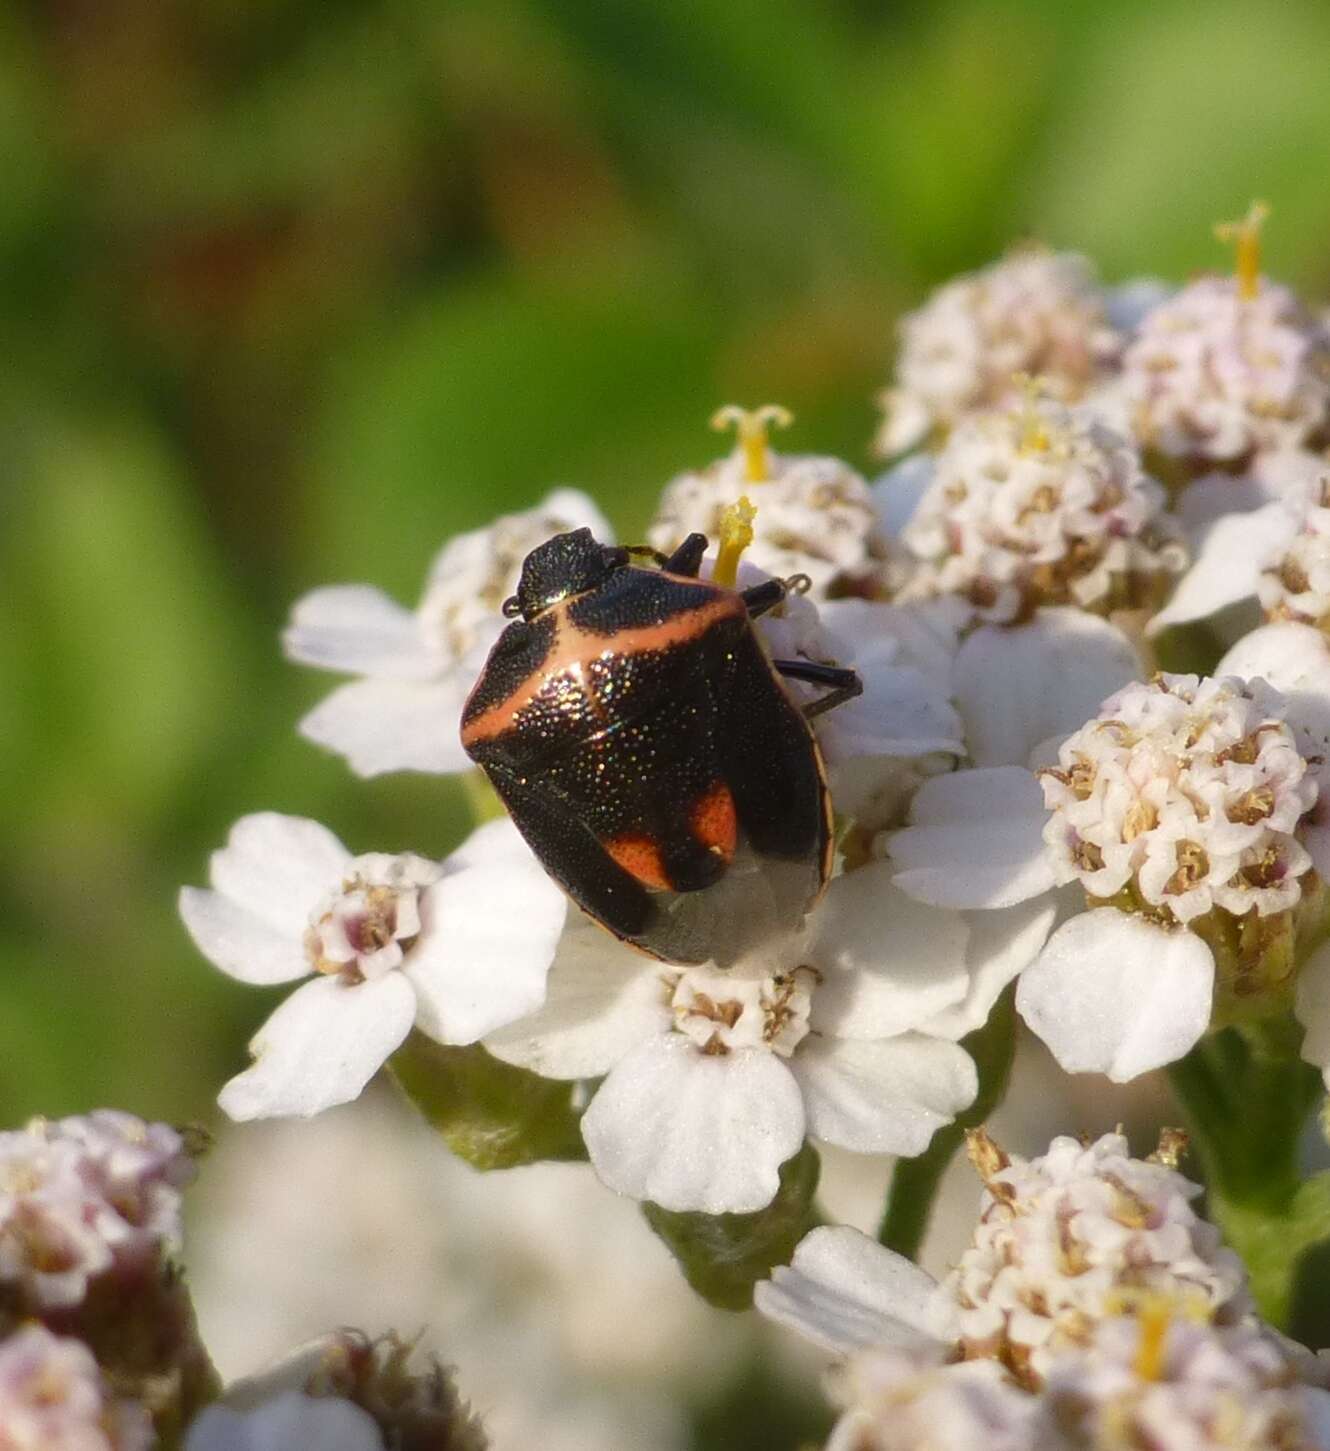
[460,526,861,966]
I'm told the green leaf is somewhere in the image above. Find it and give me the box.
[641,1142,820,1311]
[390,1035,586,1171]
[879,986,1017,1258]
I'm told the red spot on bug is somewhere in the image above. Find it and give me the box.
[604,835,673,891]
[690,781,737,862]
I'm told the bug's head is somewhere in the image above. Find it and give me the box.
[504,528,629,621]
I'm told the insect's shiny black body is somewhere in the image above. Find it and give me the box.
[461,528,861,966]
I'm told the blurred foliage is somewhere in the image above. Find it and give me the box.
[3,0,1330,1439]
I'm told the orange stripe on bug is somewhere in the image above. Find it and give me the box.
[690,780,737,863]
[604,834,673,891]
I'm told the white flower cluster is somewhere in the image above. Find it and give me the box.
[0,1324,154,1451]
[1041,674,1319,924]
[1121,274,1330,463]
[650,435,894,599]
[0,1110,193,1313]
[944,1130,1249,1380]
[757,1130,1330,1451]
[817,1314,1330,1451]
[180,814,566,1121]
[897,396,1180,622]
[488,882,980,1215]
[1260,477,1330,626]
[876,248,1121,456]
[1041,1314,1330,1451]
[890,665,1330,1081]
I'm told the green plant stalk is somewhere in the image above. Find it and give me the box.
[1167,1021,1328,1328]
[878,987,1017,1259]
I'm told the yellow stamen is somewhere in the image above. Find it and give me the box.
[711,403,793,483]
[1214,201,1270,301]
[1011,372,1052,453]
[713,496,757,588]
[1133,1298,1173,1381]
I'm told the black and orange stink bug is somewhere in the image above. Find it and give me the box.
[460,528,862,966]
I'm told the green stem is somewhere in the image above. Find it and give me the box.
[878,988,1016,1258]
[1167,1021,1324,1327]
[879,1120,965,1261]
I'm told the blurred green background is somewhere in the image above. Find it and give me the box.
[5,0,1330,1127]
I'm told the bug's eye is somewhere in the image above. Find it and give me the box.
[501,595,523,618]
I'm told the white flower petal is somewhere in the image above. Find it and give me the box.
[1176,469,1285,537]
[754,1225,954,1354]
[1148,503,1296,635]
[1104,276,1173,331]
[405,846,566,1045]
[1219,622,1330,747]
[207,813,351,936]
[484,920,667,1078]
[298,677,473,778]
[919,896,1059,1041]
[1295,942,1330,1080]
[217,974,416,1121]
[792,1034,977,1156]
[442,814,535,871]
[817,661,962,765]
[580,1035,806,1213]
[819,597,964,692]
[1016,910,1214,1082]
[185,1393,383,1451]
[954,609,1141,768]
[811,865,970,1038]
[873,454,937,536]
[889,767,1057,909]
[178,888,310,985]
[282,584,435,679]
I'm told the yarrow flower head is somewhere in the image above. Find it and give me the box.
[0,1111,193,1317]
[1040,674,1319,927]
[0,1325,154,1451]
[875,247,1121,456]
[889,673,1330,1079]
[942,1129,1249,1383]
[283,489,611,776]
[755,1130,1251,1393]
[794,1307,1330,1451]
[649,405,896,599]
[1039,1311,1330,1451]
[893,390,1182,624]
[180,814,566,1120]
[485,867,983,1214]
[1120,204,1330,467]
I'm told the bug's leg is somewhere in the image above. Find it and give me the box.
[743,571,812,619]
[662,532,708,577]
[741,579,786,617]
[773,659,863,719]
